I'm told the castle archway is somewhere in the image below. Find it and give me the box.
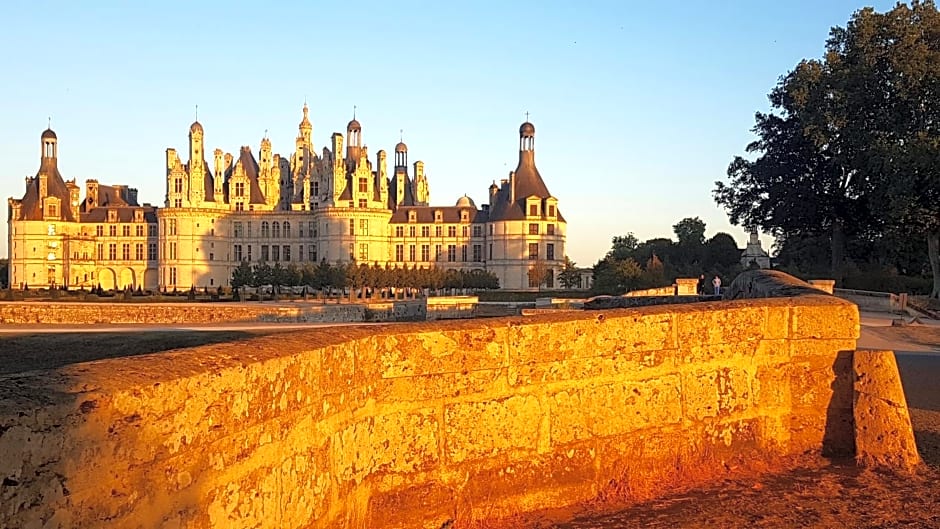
[97,268,116,291]
[119,268,136,290]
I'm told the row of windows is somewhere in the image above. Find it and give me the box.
[393,244,483,263]
[528,243,556,261]
[95,243,158,261]
[233,244,318,263]
[95,224,157,237]
[233,221,318,239]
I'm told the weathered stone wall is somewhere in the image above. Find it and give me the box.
[0,293,859,529]
[0,300,428,325]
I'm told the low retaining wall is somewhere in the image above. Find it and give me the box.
[0,276,863,529]
[0,300,428,325]
[834,288,907,313]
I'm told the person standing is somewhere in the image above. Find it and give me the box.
[697,274,706,296]
[712,275,722,296]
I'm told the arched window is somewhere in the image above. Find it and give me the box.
[261,221,270,238]
[283,221,291,238]
[272,221,280,239]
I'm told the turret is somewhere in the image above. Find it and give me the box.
[188,121,205,203]
[213,148,224,199]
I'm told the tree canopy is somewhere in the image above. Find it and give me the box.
[715,1,940,294]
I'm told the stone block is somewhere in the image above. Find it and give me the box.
[508,311,675,366]
[676,304,768,347]
[366,482,456,529]
[550,376,682,444]
[853,350,922,472]
[681,367,753,421]
[334,408,440,483]
[507,347,674,388]
[372,326,507,379]
[444,395,542,464]
[790,298,859,340]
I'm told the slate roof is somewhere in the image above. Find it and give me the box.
[16,158,77,222]
[389,205,488,224]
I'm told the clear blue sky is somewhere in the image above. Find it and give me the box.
[1,0,897,266]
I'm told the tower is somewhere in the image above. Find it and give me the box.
[345,112,362,170]
[188,120,205,204]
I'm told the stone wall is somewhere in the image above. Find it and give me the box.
[0,292,859,528]
[0,300,428,325]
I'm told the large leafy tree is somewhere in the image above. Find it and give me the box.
[716,1,940,293]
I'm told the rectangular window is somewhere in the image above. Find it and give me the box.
[435,244,442,261]
[148,224,157,237]
[235,182,245,197]
[299,224,304,238]
[358,177,368,193]
[174,199,182,208]
[109,243,117,260]
[529,223,539,235]
[169,242,176,260]
[421,244,429,262]
[96,225,104,237]
[122,225,131,237]
[435,226,442,237]
[548,205,555,217]
[135,243,144,260]
[395,244,404,262]
[529,204,538,216]
[462,226,468,237]
[313,181,319,196]
[234,244,243,261]
[461,245,467,262]
[448,226,457,237]
[395,226,404,237]
[409,244,417,262]
[472,244,482,262]
[547,224,555,235]
[148,243,157,261]
[309,221,316,238]
[174,178,183,194]
[248,245,253,261]
[358,198,367,208]
[97,244,104,260]
[309,245,317,262]
[447,245,456,262]
[473,225,482,237]
[169,219,177,235]
[349,219,355,236]
[209,253,214,261]
[234,222,244,238]
[489,225,494,235]
[283,245,291,262]
[349,243,355,260]
[489,243,493,260]
[261,245,269,261]
[109,225,117,237]
[359,244,368,261]
[359,219,368,236]
[170,267,177,285]
[409,226,417,237]
[272,245,280,262]
[547,243,555,261]
[135,225,144,237]
[528,243,539,260]
[421,226,430,237]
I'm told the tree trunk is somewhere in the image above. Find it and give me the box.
[831,220,845,286]
[928,230,940,298]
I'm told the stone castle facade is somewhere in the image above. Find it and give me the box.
[7,107,566,291]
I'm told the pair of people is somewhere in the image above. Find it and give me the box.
[698,274,722,296]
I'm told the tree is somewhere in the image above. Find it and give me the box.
[231,261,253,291]
[704,233,743,274]
[607,234,639,260]
[559,256,581,289]
[673,217,706,247]
[716,2,940,293]
[527,259,550,291]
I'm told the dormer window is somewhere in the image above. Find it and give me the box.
[460,210,469,222]
[529,204,538,217]
[46,203,57,218]
[134,210,144,222]
[108,209,117,223]
[434,210,442,223]
[408,210,417,223]
[548,205,556,217]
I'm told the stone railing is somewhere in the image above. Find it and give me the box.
[1,271,916,528]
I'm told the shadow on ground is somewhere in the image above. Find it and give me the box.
[0,331,270,375]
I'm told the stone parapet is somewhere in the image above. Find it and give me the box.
[0,291,862,528]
